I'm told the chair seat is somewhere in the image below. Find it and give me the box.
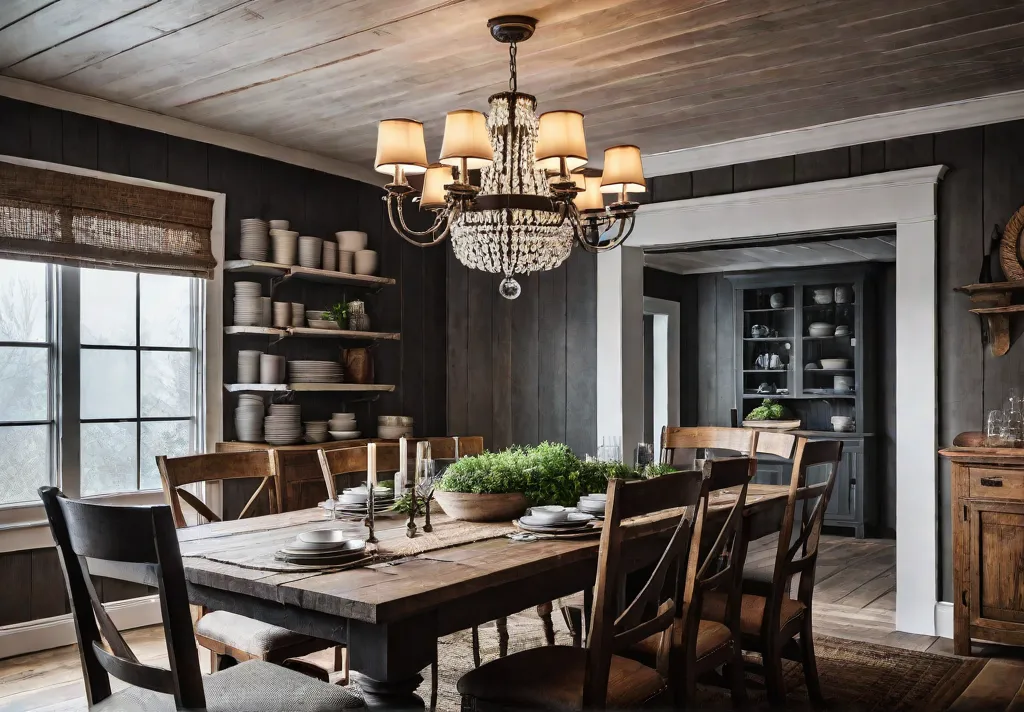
[457,645,666,711]
[629,620,733,666]
[702,591,806,637]
[195,610,320,658]
[91,659,365,711]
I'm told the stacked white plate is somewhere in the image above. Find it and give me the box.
[517,507,595,534]
[288,360,343,384]
[234,394,265,442]
[378,415,413,438]
[240,219,269,260]
[577,494,607,518]
[233,282,263,326]
[265,404,302,445]
[237,350,262,384]
[305,421,329,443]
[276,531,367,565]
[332,485,395,516]
[271,229,299,265]
[329,412,359,440]
[298,236,322,269]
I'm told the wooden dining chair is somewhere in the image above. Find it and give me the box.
[36,486,366,712]
[317,442,401,500]
[157,451,337,679]
[401,435,485,459]
[661,426,758,467]
[458,471,707,711]
[625,457,753,708]
[703,439,842,707]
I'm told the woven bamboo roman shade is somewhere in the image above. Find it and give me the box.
[0,161,216,278]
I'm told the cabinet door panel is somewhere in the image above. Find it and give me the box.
[969,502,1024,628]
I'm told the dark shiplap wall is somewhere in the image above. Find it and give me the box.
[0,96,446,625]
[447,249,597,456]
[642,125,1024,600]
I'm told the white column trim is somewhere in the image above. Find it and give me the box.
[644,296,681,439]
[599,166,947,636]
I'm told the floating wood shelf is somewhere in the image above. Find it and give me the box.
[954,280,1024,356]
[224,326,400,340]
[224,383,395,393]
[224,260,396,288]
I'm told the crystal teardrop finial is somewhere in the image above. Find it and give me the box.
[499,276,521,300]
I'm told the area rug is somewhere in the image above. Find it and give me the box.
[423,610,986,711]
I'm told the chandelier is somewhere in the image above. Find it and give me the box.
[373,15,646,299]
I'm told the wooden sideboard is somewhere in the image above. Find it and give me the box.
[940,442,1024,655]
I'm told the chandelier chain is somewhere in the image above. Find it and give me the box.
[509,42,517,92]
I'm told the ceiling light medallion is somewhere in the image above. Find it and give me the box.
[375,15,646,299]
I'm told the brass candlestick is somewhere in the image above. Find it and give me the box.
[405,481,418,538]
[422,493,433,533]
[364,483,377,544]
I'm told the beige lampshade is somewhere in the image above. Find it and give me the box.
[572,173,605,212]
[419,164,454,210]
[536,110,588,173]
[439,110,493,170]
[375,119,428,175]
[600,145,646,193]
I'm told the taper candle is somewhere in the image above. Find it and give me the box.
[367,442,377,487]
[398,437,408,493]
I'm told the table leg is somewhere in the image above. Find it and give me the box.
[536,602,555,645]
[496,617,509,657]
[349,617,436,711]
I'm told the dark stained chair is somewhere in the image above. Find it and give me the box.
[457,470,706,711]
[626,457,754,708]
[702,439,842,707]
[37,486,365,711]
[157,451,338,679]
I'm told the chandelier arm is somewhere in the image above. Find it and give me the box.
[575,214,636,253]
[385,193,452,247]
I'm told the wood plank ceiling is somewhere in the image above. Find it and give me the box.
[2,0,1023,169]
[645,236,897,274]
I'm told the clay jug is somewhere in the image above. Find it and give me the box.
[342,347,373,384]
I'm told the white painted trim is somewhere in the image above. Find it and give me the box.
[600,166,947,636]
[0,595,161,660]
[0,76,382,187]
[0,154,225,549]
[643,89,1024,176]
[935,602,954,640]
[644,296,681,445]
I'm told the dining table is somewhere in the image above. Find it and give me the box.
[168,482,789,709]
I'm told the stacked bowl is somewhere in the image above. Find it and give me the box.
[237,350,261,384]
[269,219,290,231]
[322,241,337,271]
[272,301,291,328]
[354,250,378,276]
[577,493,607,518]
[336,231,367,252]
[271,229,298,265]
[233,282,262,326]
[304,421,329,443]
[240,219,269,260]
[259,354,285,384]
[234,395,265,442]
[291,302,304,327]
[265,404,302,445]
[288,360,343,384]
[329,412,360,440]
[298,236,322,269]
[377,415,413,438]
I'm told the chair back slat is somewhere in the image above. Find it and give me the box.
[157,450,278,529]
[754,431,797,459]
[583,470,703,708]
[772,438,842,608]
[402,436,485,459]
[661,426,756,460]
[38,486,205,709]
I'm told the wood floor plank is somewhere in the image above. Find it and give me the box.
[948,659,1024,712]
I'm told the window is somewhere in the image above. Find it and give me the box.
[0,260,204,507]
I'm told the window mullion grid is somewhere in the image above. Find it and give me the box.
[59,266,81,498]
[136,273,141,491]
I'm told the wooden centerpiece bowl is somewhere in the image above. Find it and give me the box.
[742,419,802,430]
[433,491,529,522]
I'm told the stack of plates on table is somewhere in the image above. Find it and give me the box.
[331,485,395,516]
[233,281,263,326]
[377,415,413,439]
[297,236,322,269]
[276,530,367,565]
[240,219,268,260]
[516,506,597,535]
[304,421,329,443]
[265,403,302,445]
[288,360,343,384]
[577,494,607,518]
[237,350,262,384]
[234,394,264,442]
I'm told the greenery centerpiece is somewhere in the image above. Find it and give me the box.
[742,398,801,430]
[433,442,676,521]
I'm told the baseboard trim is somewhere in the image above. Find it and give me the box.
[0,595,161,660]
[935,601,954,639]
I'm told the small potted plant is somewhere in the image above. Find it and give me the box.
[742,398,801,430]
[323,301,348,329]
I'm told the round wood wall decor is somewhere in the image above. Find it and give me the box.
[1000,204,1024,281]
